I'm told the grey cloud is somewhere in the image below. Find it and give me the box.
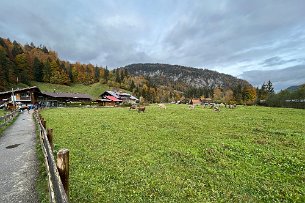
[260,57,298,67]
[240,64,305,91]
[0,0,305,78]
[160,0,305,68]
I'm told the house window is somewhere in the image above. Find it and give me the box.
[20,91,30,98]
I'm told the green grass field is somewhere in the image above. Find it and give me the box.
[31,82,111,99]
[41,105,305,202]
[0,109,6,116]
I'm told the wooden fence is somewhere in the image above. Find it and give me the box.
[34,110,69,203]
[0,111,18,128]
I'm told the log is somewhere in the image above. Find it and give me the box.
[57,149,69,198]
[42,120,46,129]
[47,128,54,151]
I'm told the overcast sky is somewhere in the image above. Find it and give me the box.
[1,0,304,90]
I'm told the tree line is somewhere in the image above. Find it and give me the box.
[0,37,105,90]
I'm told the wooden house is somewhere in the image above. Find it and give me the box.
[0,87,93,108]
[38,92,92,107]
[0,86,41,106]
[98,91,137,106]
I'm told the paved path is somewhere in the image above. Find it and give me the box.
[0,111,39,203]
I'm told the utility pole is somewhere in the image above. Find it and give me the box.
[11,88,16,106]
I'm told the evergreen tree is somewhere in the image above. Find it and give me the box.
[12,40,23,57]
[68,64,74,82]
[94,66,100,82]
[33,57,44,82]
[266,80,274,95]
[104,66,109,83]
[129,80,135,91]
[42,45,49,53]
[233,84,243,103]
[115,70,121,83]
[0,48,8,90]
[43,60,52,82]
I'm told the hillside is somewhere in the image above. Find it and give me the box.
[0,37,105,91]
[286,84,305,92]
[31,82,110,99]
[123,63,250,89]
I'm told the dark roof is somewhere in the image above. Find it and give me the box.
[42,92,92,99]
[100,91,120,98]
[96,98,111,102]
[0,86,41,95]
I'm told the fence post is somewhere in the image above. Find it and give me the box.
[57,149,69,198]
[42,120,46,129]
[47,128,54,151]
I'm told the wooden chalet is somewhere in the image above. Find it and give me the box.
[0,86,92,108]
[38,92,92,107]
[98,90,138,106]
[0,86,41,105]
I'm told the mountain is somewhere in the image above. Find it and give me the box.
[286,84,305,92]
[123,63,250,90]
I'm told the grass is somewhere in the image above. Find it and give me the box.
[31,81,111,99]
[0,111,19,137]
[0,109,6,116]
[41,105,305,202]
[34,118,49,203]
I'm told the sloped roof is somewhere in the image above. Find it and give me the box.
[106,96,122,102]
[103,91,120,98]
[0,86,41,95]
[42,92,92,99]
[130,96,138,100]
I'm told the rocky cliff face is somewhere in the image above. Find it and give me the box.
[124,63,250,89]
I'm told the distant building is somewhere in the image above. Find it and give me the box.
[97,90,138,106]
[190,98,202,105]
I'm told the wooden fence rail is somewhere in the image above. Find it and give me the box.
[0,111,18,128]
[34,110,69,203]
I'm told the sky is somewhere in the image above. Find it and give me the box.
[0,0,305,91]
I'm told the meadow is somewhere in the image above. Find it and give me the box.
[41,105,305,202]
[31,82,111,99]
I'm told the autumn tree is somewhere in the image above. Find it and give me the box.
[213,87,223,102]
[223,89,234,104]
[49,60,69,84]
[242,86,257,105]
[15,53,30,84]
